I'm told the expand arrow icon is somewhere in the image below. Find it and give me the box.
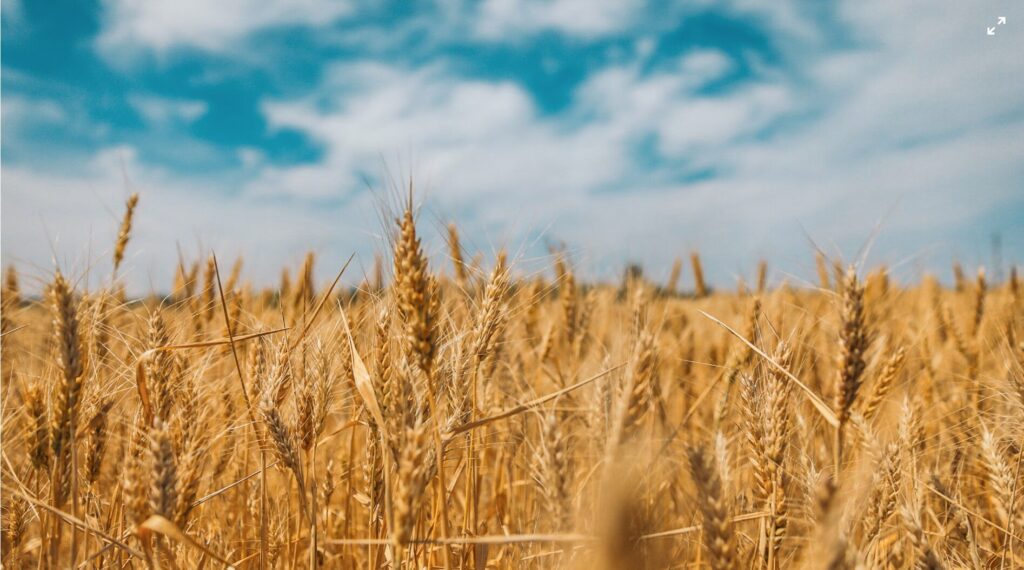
[998,16,1006,25]
[987,26,996,35]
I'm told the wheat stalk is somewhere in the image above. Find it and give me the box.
[112,193,139,274]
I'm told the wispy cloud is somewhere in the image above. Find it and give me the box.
[473,0,644,40]
[2,94,66,127]
[1,145,360,292]
[96,0,352,59]
[129,95,208,125]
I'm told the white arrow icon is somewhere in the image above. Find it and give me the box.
[997,16,1006,25]
[988,26,996,35]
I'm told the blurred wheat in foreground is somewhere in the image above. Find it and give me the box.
[2,194,1023,569]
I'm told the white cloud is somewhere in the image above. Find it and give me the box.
[474,0,644,39]
[658,83,793,153]
[678,49,733,78]
[1,94,112,143]
[700,0,820,44]
[252,62,595,201]
[129,95,208,125]
[237,147,266,169]
[1,146,376,294]
[1,95,67,126]
[1,0,24,33]
[96,0,351,58]
[242,0,1024,282]
[8,0,1023,290]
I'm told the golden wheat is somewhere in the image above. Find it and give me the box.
[1,193,1022,569]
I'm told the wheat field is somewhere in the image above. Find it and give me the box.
[1,194,1022,569]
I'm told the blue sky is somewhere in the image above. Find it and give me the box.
[3,0,1023,292]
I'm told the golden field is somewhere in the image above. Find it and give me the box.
[1,194,1022,569]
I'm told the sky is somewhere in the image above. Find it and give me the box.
[2,0,1023,293]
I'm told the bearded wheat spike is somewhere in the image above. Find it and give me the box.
[834,267,870,476]
[24,380,51,472]
[756,260,769,294]
[393,420,430,545]
[84,398,112,485]
[146,309,179,420]
[174,446,204,524]
[200,254,217,325]
[447,222,468,287]
[972,267,986,337]
[1009,265,1019,302]
[471,255,509,364]
[1,265,18,340]
[836,267,869,423]
[952,261,966,293]
[666,257,682,295]
[691,251,707,298]
[560,269,578,348]
[688,444,736,570]
[815,251,831,290]
[148,419,178,519]
[531,405,573,530]
[4,495,28,564]
[741,341,793,569]
[123,445,150,529]
[452,256,510,423]
[375,306,396,422]
[612,327,657,450]
[861,441,901,546]
[861,346,906,421]
[762,343,793,567]
[3,264,20,307]
[49,271,86,505]
[297,339,334,451]
[260,386,302,482]
[979,428,1014,527]
[112,192,139,273]
[393,199,438,377]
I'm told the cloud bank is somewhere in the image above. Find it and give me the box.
[3,1,1022,293]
